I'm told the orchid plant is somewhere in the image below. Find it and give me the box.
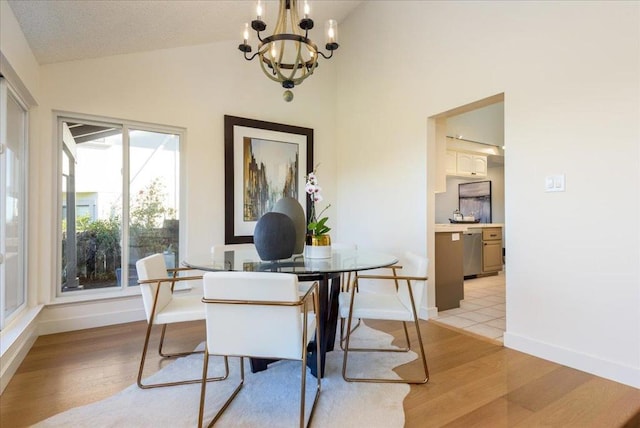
[305,167,331,236]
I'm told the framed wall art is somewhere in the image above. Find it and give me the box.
[459,180,492,223]
[224,115,314,244]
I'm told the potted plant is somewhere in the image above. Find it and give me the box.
[304,167,332,258]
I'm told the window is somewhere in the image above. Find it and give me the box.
[0,78,28,329]
[58,115,181,295]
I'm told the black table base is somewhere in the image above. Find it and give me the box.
[249,272,341,378]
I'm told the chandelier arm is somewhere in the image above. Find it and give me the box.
[244,51,261,61]
[317,50,334,60]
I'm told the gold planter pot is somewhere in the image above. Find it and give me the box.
[306,235,331,246]
[305,235,332,259]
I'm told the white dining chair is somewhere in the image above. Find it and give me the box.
[210,243,256,267]
[339,251,430,384]
[198,271,321,428]
[135,253,229,389]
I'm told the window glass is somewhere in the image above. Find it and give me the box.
[128,130,180,276]
[59,119,181,294]
[2,87,27,321]
[61,124,123,291]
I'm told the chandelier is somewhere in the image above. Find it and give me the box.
[238,0,339,102]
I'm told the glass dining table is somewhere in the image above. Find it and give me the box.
[183,245,398,378]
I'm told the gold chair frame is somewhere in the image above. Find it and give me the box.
[341,266,430,384]
[198,281,321,428]
[338,265,405,347]
[137,266,229,389]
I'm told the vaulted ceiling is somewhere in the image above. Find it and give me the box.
[7,0,363,65]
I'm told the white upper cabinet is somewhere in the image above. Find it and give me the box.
[445,150,457,174]
[448,152,487,177]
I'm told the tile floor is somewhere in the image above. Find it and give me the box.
[433,270,506,343]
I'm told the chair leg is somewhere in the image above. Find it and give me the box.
[339,272,362,349]
[300,312,322,428]
[410,317,430,383]
[299,347,307,428]
[199,355,245,428]
[401,321,412,349]
[137,322,230,389]
[340,318,410,353]
[339,317,362,350]
[341,312,429,384]
[158,323,203,358]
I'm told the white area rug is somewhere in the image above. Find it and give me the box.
[33,323,416,427]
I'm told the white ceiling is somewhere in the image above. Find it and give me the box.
[7,0,363,65]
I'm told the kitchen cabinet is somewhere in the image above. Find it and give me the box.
[445,151,487,177]
[445,150,457,174]
[456,152,487,177]
[435,232,464,310]
[482,227,503,273]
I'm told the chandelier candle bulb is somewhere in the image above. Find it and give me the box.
[325,19,338,48]
[256,0,264,21]
[304,0,310,18]
[243,23,250,45]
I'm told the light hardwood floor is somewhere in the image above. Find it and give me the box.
[1,319,639,427]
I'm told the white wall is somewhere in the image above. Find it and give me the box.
[335,1,640,388]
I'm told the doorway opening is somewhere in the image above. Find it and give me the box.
[426,93,505,342]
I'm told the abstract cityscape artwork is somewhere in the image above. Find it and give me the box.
[224,115,313,243]
[242,136,299,221]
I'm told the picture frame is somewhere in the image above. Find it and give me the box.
[459,180,492,223]
[224,115,314,244]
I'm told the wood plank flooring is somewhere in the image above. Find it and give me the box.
[1,319,639,427]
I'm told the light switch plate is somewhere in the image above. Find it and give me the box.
[545,174,565,192]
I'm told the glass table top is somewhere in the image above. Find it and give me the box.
[183,245,398,276]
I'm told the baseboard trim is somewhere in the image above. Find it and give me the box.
[420,305,438,320]
[0,306,42,394]
[504,331,640,389]
[38,307,146,336]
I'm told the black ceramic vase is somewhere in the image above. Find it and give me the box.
[253,212,296,261]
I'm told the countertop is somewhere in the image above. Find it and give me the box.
[435,223,504,233]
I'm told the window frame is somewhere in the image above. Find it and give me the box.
[0,77,29,329]
[53,111,186,303]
